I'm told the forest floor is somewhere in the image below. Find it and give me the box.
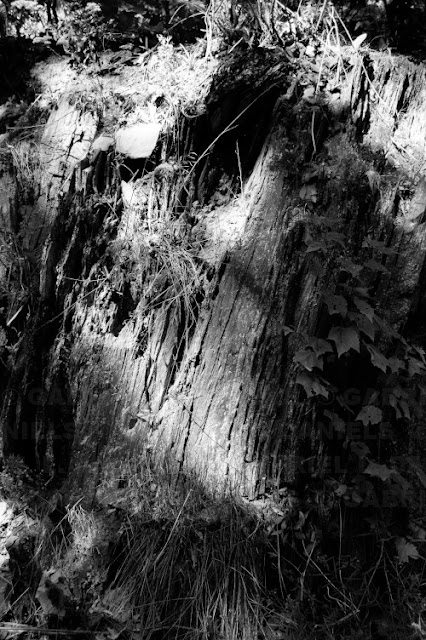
[0,4,426,640]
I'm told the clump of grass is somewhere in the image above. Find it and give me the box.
[110,154,205,323]
[9,140,42,205]
[93,447,293,639]
[98,463,280,640]
[105,504,269,640]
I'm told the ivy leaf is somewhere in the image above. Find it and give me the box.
[391,385,404,399]
[353,286,370,298]
[283,326,294,336]
[353,297,375,322]
[388,393,402,419]
[364,461,393,481]
[411,345,426,363]
[307,338,334,357]
[306,240,326,253]
[324,295,348,317]
[356,405,383,425]
[408,358,426,376]
[334,483,348,497]
[324,409,346,433]
[363,259,390,274]
[309,215,340,229]
[399,399,411,419]
[366,344,389,373]
[407,456,426,490]
[296,372,329,398]
[396,538,420,564]
[362,238,396,255]
[339,258,362,277]
[299,184,317,202]
[301,167,319,182]
[350,441,370,458]
[373,314,399,338]
[325,232,346,248]
[348,312,375,341]
[388,357,405,373]
[294,348,324,371]
[358,317,375,341]
[328,326,360,357]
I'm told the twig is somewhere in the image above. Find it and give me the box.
[235,139,244,198]
[183,82,281,188]
[0,624,94,636]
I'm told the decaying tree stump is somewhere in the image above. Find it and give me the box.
[2,46,426,507]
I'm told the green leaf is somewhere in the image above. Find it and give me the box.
[296,372,329,398]
[347,312,375,340]
[306,240,326,253]
[388,393,402,418]
[325,232,346,248]
[356,405,383,426]
[339,258,362,277]
[324,409,346,433]
[364,461,393,481]
[411,345,426,363]
[366,344,389,373]
[350,441,370,458]
[408,358,426,376]
[324,295,348,317]
[373,314,399,338]
[399,399,411,419]
[301,167,319,182]
[396,538,420,564]
[357,316,375,341]
[362,238,396,255]
[388,357,405,373]
[328,326,360,357]
[299,184,317,202]
[334,483,348,497]
[306,338,334,357]
[309,215,340,229]
[364,259,390,274]
[294,348,324,371]
[353,286,371,298]
[407,456,426,490]
[353,297,375,322]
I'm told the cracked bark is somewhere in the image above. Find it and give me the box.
[3,51,426,502]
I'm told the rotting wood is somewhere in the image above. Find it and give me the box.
[3,47,426,501]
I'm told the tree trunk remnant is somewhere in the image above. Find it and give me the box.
[3,48,426,505]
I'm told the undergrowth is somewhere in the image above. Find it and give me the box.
[1,2,426,640]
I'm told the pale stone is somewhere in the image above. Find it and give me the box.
[92,135,114,152]
[115,123,161,159]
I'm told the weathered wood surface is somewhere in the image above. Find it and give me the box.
[24,95,98,257]
[4,49,426,501]
[0,96,98,469]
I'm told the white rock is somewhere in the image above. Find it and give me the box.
[121,180,136,208]
[0,500,11,526]
[115,123,161,159]
[92,135,114,152]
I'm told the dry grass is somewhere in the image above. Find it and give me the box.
[110,151,205,323]
[9,140,43,203]
[95,449,278,640]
